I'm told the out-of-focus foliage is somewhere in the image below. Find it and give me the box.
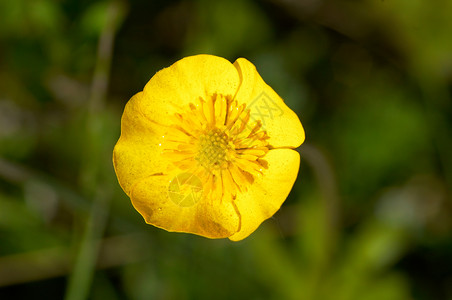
[0,0,451,299]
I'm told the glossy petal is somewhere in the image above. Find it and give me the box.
[130,171,241,238]
[140,55,240,126]
[228,149,300,241]
[233,58,305,148]
[113,92,168,196]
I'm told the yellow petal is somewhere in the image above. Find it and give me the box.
[140,55,241,127]
[233,58,305,148]
[113,92,168,196]
[130,171,240,238]
[228,149,300,241]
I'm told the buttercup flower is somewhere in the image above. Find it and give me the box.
[113,55,305,241]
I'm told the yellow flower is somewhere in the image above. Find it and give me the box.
[113,55,305,241]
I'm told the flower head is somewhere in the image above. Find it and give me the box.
[113,55,305,241]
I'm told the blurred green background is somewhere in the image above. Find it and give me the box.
[1,0,452,299]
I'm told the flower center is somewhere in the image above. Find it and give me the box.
[196,129,232,170]
[162,94,269,203]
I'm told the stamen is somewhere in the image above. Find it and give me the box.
[162,94,269,204]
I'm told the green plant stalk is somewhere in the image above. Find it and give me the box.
[64,2,124,300]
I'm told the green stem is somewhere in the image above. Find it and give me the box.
[64,2,124,300]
